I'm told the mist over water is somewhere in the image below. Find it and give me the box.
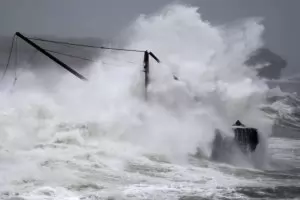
[0,4,298,200]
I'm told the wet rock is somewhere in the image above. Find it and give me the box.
[246,48,287,79]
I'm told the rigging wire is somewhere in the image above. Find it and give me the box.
[12,36,18,87]
[11,49,39,89]
[31,39,162,65]
[44,49,141,67]
[44,49,95,62]
[0,34,15,83]
[3,33,167,92]
[11,39,41,89]
[28,37,145,53]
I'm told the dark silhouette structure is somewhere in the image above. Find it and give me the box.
[232,120,259,152]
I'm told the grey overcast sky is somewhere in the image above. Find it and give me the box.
[0,0,299,76]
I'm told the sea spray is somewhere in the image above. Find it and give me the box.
[0,4,281,169]
[116,4,274,165]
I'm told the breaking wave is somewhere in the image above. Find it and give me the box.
[0,4,294,179]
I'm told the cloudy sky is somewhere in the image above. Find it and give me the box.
[1,0,299,76]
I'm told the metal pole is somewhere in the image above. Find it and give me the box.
[149,52,160,63]
[143,51,149,100]
[15,32,87,81]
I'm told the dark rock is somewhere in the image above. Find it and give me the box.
[246,48,287,79]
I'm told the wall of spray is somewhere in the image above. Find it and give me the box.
[0,4,287,169]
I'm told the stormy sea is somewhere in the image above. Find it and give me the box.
[0,4,299,200]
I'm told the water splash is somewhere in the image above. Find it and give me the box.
[0,4,292,197]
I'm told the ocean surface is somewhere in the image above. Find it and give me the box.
[0,4,299,200]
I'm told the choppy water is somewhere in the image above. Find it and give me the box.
[0,4,299,200]
[0,135,299,199]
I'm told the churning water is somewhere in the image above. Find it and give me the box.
[0,4,299,200]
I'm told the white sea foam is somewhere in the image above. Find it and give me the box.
[0,3,292,200]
